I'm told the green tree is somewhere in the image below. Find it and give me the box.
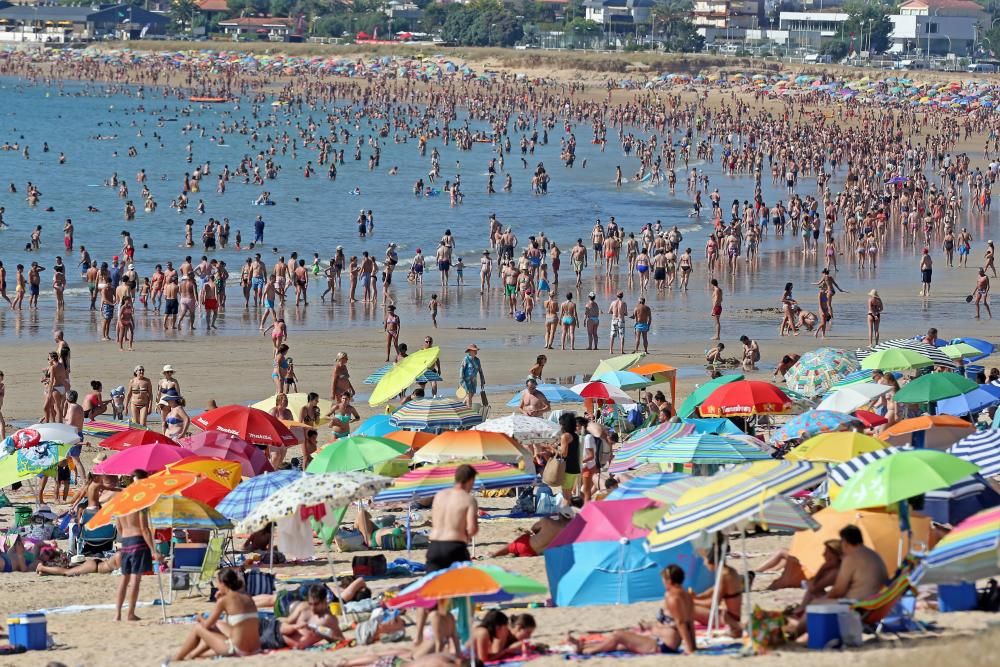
[820,39,850,60]
[843,0,892,53]
[566,17,602,37]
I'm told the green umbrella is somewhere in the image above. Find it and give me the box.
[678,374,744,418]
[860,348,934,371]
[939,342,983,360]
[593,353,645,376]
[893,373,978,404]
[306,436,409,473]
[831,449,979,511]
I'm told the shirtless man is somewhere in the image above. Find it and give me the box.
[115,475,162,621]
[99,279,116,341]
[177,275,197,331]
[0,261,10,306]
[490,506,573,558]
[416,465,479,644]
[150,265,165,311]
[479,250,492,294]
[262,586,344,650]
[46,351,70,422]
[632,298,652,353]
[591,221,605,266]
[974,268,992,319]
[559,293,578,351]
[63,389,85,481]
[273,256,289,305]
[163,276,179,330]
[571,239,587,287]
[583,292,600,350]
[502,263,519,316]
[518,378,551,417]
[709,278,723,340]
[250,254,267,306]
[28,261,44,309]
[608,291,628,354]
[200,277,219,330]
[543,292,559,349]
[435,241,451,287]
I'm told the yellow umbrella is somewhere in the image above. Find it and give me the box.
[252,393,333,417]
[369,346,440,406]
[161,456,242,490]
[787,432,888,463]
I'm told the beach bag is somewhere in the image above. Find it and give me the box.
[748,605,786,654]
[514,487,536,514]
[352,554,387,577]
[838,609,864,647]
[376,529,406,552]
[534,486,560,516]
[978,579,1000,612]
[542,456,565,487]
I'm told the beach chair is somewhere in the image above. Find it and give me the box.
[74,509,116,556]
[851,556,921,638]
[189,534,226,599]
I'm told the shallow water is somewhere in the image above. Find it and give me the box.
[0,79,994,346]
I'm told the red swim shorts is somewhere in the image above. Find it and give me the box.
[507,533,537,558]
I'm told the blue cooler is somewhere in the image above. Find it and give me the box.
[7,613,47,650]
[806,604,844,650]
[938,583,978,612]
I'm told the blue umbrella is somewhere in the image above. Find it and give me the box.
[682,418,745,435]
[505,383,583,408]
[951,337,996,362]
[606,473,688,500]
[632,434,770,465]
[936,387,1000,416]
[355,415,395,437]
[216,470,302,521]
[923,474,1000,525]
[949,429,1000,478]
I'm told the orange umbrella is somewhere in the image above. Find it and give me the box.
[162,456,242,489]
[877,415,975,450]
[789,507,931,577]
[414,430,523,464]
[384,430,435,451]
[85,472,198,529]
[629,362,677,405]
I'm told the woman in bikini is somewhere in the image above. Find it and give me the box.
[156,366,180,426]
[126,365,153,426]
[117,295,135,351]
[161,391,190,440]
[779,283,798,336]
[172,568,260,661]
[272,344,290,395]
[330,351,355,400]
[867,289,884,346]
[326,391,360,439]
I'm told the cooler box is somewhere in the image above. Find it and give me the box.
[7,613,47,650]
[173,543,208,569]
[938,583,977,612]
[806,604,845,650]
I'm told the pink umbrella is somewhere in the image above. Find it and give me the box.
[92,443,190,475]
[548,498,656,546]
[178,432,273,477]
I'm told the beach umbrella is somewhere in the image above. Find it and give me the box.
[364,363,442,385]
[630,362,677,382]
[789,508,932,578]
[646,461,825,552]
[698,380,792,418]
[614,422,695,459]
[369,347,440,406]
[251,393,334,418]
[606,473,688,500]
[940,343,985,360]
[949,337,995,362]
[593,353,645,376]
[628,433,770,466]
[24,423,83,445]
[471,415,560,443]
[0,442,72,488]
[816,382,893,412]
[593,370,654,391]
[147,495,233,530]
[783,348,860,397]
[384,430,435,450]
[924,474,1000,525]
[92,443,190,475]
[860,348,935,371]
[859,338,956,369]
[570,381,633,404]
[830,369,877,388]
[832,449,979,511]
[936,386,1000,416]
[878,415,976,450]
[178,432,273,477]
[306,436,408,473]
[678,374,743,418]
[853,410,888,429]
[414,431,523,465]
[771,410,863,443]
[387,562,546,610]
[545,499,711,606]
[193,405,297,447]
[236,471,391,534]
[215,469,302,521]
[85,472,198,529]
[788,432,887,463]
[949,430,1000,478]
[917,507,1000,584]
[893,373,977,404]
[374,460,535,504]
[163,456,242,490]
[389,398,484,432]
[828,446,903,488]
[356,414,395,437]
[682,418,745,435]
[504,384,583,408]
[99,429,179,451]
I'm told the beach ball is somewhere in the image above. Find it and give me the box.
[514,311,526,322]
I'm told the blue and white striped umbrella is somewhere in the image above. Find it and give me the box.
[389,398,484,432]
[949,430,1000,478]
[505,383,583,408]
[216,470,303,521]
[364,364,443,385]
[631,434,770,465]
[828,447,903,487]
[856,338,956,369]
[606,473,689,500]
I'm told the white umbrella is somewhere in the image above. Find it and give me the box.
[816,383,892,413]
[471,414,561,443]
[27,423,83,445]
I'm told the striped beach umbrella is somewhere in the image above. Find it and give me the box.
[606,472,688,500]
[628,434,770,466]
[783,348,860,397]
[389,398,484,432]
[830,369,877,389]
[504,384,583,408]
[858,338,956,369]
[949,430,1000,478]
[215,470,302,521]
[924,474,1000,525]
[828,447,903,487]
[831,449,979,511]
[364,363,443,385]
[771,410,863,444]
[617,422,695,457]
[646,461,825,552]
[414,431,523,465]
[917,507,1000,585]
[148,496,233,530]
[374,460,535,504]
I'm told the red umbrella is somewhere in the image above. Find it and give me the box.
[570,381,631,403]
[178,432,273,477]
[699,380,792,417]
[853,410,888,429]
[92,443,190,475]
[192,405,297,447]
[99,429,179,451]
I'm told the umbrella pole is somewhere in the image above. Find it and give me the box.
[156,535,168,622]
[706,537,728,639]
[465,597,476,666]
[741,528,750,636]
[269,523,275,574]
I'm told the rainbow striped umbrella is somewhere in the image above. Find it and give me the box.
[387,562,547,609]
[389,398,484,432]
[413,431,523,465]
[374,460,535,504]
[616,422,695,458]
[917,507,1000,584]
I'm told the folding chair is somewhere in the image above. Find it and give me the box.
[852,556,921,638]
[74,509,116,556]
[190,534,226,598]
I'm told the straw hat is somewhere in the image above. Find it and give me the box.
[867,289,879,298]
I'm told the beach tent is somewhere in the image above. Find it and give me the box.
[544,499,711,606]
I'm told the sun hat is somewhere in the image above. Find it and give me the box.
[159,388,182,405]
[162,365,175,373]
[466,344,480,353]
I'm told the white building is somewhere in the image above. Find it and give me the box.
[889,0,986,56]
[778,11,848,50]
